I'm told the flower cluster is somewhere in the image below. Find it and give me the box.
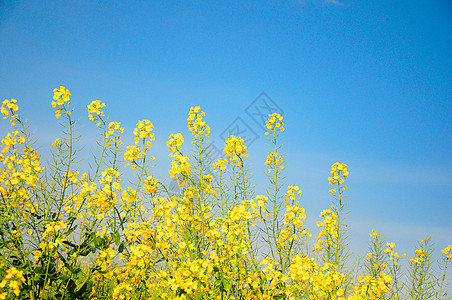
[289,259,347,299]
[441,245,452,261]
[133,120,154,146]
[349,272,392,299]
[284,185,302,205]
[100,168,121,185]
[280,205,308,243]
[187,106,210,139]
[264,112,284,135]
[1,131,25,151]
[212,158,227,177]
[167,259,214,296]
[167,133,191,185]
[52,86,71,106]
[1,99,20,126]
[143,175,158,194]
[166,133,184,152]
[0,267,25,298]
[42,221,68,239]
[223,135,247,166]
[370,229,381,239]
[0,136,44,191]
[384,242,403,265]
[328,162,349,187]
[124,145,142,169]
[52,86,71,119]
[313,209,338,253]
[105,122,124,149]
[51,138,61,148]
[411,248,426,265]
[168,153,191,184]
[265,151,284,172]
[87,99,106,125]
[289,254,318,282]
[201,174,216,197]
[63,170,80,186]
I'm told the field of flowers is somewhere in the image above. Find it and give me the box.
[0,87,451,299]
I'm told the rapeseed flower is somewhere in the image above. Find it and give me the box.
[124,145,142,169]
[133,119,154,145]
[441,245,452,261]
[52,86,71,119]
[51,138,61,148]
[143,176,158,194]
[87,99,106,125]
[0,267,25,297]
[212,158,227,176]
[224,135,247,166]
[264,112,284,134]
[370,229,380,239]
[1,99,20,126]
[166,133,184,152]
[410,248,426,265]
[187,106,210,139]
[284,185,302,205]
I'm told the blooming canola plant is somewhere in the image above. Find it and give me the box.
[0,88,451,299]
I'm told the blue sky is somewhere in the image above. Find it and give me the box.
[1,0,451,256]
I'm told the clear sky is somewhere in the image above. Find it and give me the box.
[1,0,451,257]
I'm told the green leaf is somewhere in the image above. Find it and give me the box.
[76,279,93,299]
[93,236,104,248]
[63,240,77,248]
[112,231,121,245]
[118,241,125,253]
[64,224,78,237]
[78,243,92,256]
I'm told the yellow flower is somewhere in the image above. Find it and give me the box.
[223,135,247,166]
[87,100,106,125]
[166,133,184,152]
[168,152,192,182]
[212,158,228,176]
[328,177,336,185]
[63,206,73,214]
[52,138,61,148]
[370,229,378,239]
[187,106,210,138]
[1,99,19,115]
[51,86,71,119]
[265,112,284,133]
[133,120,155,145]
[124,145,142,169]
[441,245,452,261]
[55,108,63,119]
[415,248,425,260]
[284,185,302,205]
[265,152,284,172]
[410,257,421,265]
[1,99,20,126]
[144,176,158,194]
[87,99,105,114]
[53,86,71,103]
